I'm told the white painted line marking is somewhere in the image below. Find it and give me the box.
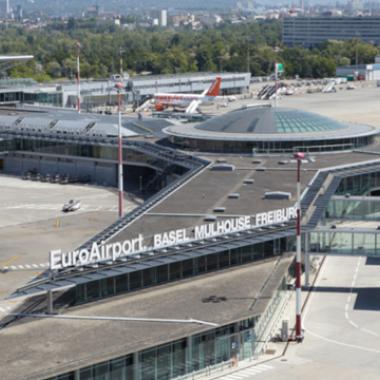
[305,325,380,354]
[25,264,31,269]
[10,265,17,270]
[361,328,379,337]
[257,364,273,370]
[245,368,264,375]
[32,264,39,268]
[18,265,24,269]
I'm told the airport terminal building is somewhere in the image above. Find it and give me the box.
[0,72,251,110]
[1,104,380,380]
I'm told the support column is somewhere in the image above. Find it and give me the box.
[294,152,304,342]
[74,369,80,380]
[47,289,54,315]
[304,232,311,288]
[186,336,193,374]
[133,352,140,380]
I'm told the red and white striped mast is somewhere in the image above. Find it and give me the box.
[294,151,305,342]
[115,82,124,218]
[75,41,81,113]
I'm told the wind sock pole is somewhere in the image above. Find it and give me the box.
[116,83,124,218]
[294,151,305,342]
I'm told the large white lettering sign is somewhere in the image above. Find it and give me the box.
[49,206,296,270]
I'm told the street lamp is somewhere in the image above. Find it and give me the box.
[75,41,81,113]
[115,82,124,219]
[294,151,305,342]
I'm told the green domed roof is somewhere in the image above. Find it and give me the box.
[195,106,345,134]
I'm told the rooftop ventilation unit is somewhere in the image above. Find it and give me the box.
[210,163,236,171]
[264,191,291,200]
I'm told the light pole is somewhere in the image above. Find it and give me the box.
[115,82,124,219]
[75,41,81,113]
[294,151,305,342]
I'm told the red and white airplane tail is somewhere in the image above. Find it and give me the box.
[204,76,222,97]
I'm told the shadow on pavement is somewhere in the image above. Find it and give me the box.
[354,288,380,311]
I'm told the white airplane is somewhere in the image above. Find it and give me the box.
[153,76,222,114]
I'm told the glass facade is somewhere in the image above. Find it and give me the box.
[310,230,380,257]
[274,110,344,134]
[55,239,286,308]
[336,171,380,196]
[8,138,171,171]
[169,135,373,154]
[327,197,380,221]
[283,16,380,47]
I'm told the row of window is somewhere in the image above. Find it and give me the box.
[170,135,373,154]
[53,240,283,308]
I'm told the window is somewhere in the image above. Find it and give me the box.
[157,265,168,283]
[207,254,218,271]
[129,271,142,290]
[182,259,194,278]
[169,262,182,281]
[172,340,186,377]
[219,251,230,268]
[94,362,109,380]
[141,349,156,380]
[100,278,115,298]
[195,256,206,274]
[156,345,171,380]
[115,274,128,294]
[86,281,100,301]
[110,357,126,380]
[79,366,93,380]
[143,268,156,287]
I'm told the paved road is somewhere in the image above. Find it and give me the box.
[237,255,380,380]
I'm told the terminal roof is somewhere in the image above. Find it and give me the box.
[0,257,290,380]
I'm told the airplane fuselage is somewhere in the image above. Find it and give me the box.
[154,93,215,108]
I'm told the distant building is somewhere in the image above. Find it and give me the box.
[283,16,380,47]
[348,0,363,15]
[160,9,168,27]
[0,0,10,18]
[336,56,380,80]
[15,4,22,21]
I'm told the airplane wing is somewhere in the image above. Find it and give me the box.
[185,99,202,114]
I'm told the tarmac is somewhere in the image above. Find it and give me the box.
[0,175,138,296]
